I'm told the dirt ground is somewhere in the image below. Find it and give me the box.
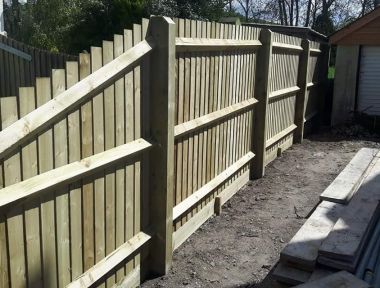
[142,126,380,288]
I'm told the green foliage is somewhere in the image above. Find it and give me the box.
[4,0,232,54]
[313,12,335,36]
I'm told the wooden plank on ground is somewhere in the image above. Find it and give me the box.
[320,148,378,204]
[319,156,380,271]
[280,201,345,271]
[294,271,369,288]
[273,262,311,285]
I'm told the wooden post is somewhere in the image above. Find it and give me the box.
[147,16,175,276]
[251,29,272,179]
[319,43,331,126]
[294,39,310,143]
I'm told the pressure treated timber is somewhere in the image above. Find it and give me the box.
[307,82,315,88]
[67,232,151,288]
[174,98,258,138]
[0,139,152,209]
[273,263,334,286]
[0,40,154,161]
[217,170,249,206]
[251,29,272,179]
[269,86,300,101]
[320,148,378,204]
[173,200,215,250]
[294,39,310,143]
[173,152,254,220]
[305,111,318,123]
[272,42,303,52]
[148,16,176,275]
[273,263,311,285]
[319,157,380,269]
[175,37,261,52]
[119,265,141,288]
[280,201,345,271]
[266,124,297,148]
[310,48,322,54]
[294,271,369,288]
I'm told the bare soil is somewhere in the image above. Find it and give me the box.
[142,127,380,288]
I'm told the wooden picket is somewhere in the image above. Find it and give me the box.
[0,16,328,288]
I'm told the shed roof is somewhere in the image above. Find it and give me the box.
[330,7,380,45]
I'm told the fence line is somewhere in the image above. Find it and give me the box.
[0,33,77,98]
[0,16,329,288]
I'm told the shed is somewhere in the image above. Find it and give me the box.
[331,7,380,126]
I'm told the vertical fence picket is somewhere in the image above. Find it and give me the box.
[66,61,83,280]
[79,52,94,272]
[91,46,106,288]
[36,77,57,288]
[113,33,126,282]
[1,96,26,288]
[52,69,71,287]
[102,39,117,287]
[132,23,142,273]
[123,28,135,274]
[19,87,42,288]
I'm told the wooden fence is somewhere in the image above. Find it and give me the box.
[0,33,78,97]
[0,16,329,288]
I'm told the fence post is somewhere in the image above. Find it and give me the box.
[251,29,272,179]
[294,39,310,143]
[147,16,175,275]
[319,43,331,126]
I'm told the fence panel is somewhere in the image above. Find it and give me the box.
[0,21,152,288]
[172,19,260,249]
[0,16,329,288]
[264,33,301,165]
[0,34,77,97]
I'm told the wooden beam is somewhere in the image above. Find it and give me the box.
[310,48,322,54]
[147,16,176,276]
[269,86,300,101]
[174,98,257,138]
[67,232,151,288]
[266,124,297,148]
[307,82,316,88]
[280,201,345,271]
[176,37,261,52]
[294,39,310,143]
[173,152,254,220]
[251,29,272,179]
[272,42,303,52]
[0,139,151,210]
[320,148,378,204]
[0,40,154,161]
[294,271,370,288]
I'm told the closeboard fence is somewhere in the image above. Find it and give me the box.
[0,16,329,288]
[0,33,78,97]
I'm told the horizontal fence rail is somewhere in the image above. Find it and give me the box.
[0,15,329,288]
[0,40,154,161]
[0,139,152,210]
